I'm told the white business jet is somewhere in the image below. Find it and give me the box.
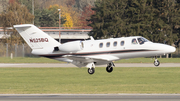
[14,24,176,74]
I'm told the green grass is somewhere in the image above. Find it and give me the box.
[115,58,180,63]
[0,67,180,94]
[0,57,180,63]
[0,57,61,63]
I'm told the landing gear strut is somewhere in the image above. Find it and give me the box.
[87,62,95,75]
[154,56,160,66]
[106,62,115,73]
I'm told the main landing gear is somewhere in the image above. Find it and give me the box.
[87,62,115,75]
[106,62,115,73]
[87,62,95,75]
[154,56,160,66]
[88,68,95,74]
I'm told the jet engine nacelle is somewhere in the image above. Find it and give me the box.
[58,41,84,52]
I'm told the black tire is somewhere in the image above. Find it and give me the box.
[88,68,95,74]
[106,66,113,73]
[154,60,160,66]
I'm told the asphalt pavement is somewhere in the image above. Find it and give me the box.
[0,63,179,67]
[0,94,180,101]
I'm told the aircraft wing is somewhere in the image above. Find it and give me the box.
[64,55,119,68]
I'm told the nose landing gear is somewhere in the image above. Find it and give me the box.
[154,57,160,66]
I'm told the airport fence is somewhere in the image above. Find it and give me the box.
[0,43,33,57]
[0,43,180,58]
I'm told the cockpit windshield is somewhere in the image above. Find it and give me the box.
[137,37,150,45]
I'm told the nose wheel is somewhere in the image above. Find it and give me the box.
[154,59,160,66]
[154,57,160,66]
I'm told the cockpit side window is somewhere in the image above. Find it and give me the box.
[138,38,144,45]
[141,37,149,42]
[132,38,138,44]
[138,37,149,45]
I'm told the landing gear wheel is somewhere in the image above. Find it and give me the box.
[106,66,113,73]
[88,68,95,74]
[154,60,160,66]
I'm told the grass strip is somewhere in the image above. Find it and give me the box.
[115,58,180,63]
[0,67,180,94]
[0,57,61,63]
[0,57,180,63]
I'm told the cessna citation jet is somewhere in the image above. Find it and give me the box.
[14,24,176,74]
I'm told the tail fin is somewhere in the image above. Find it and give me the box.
[13,24,60,50]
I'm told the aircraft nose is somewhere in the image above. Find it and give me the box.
[164,45,176,53]
[169,46,176,53]
[155,43,176,54]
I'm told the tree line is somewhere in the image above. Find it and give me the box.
[89,0,180,45]
[0,0,93,27]
[0,0,93,44]
[1,0,180,46]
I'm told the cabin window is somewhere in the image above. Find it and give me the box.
[99,43,103,48]
[113,41,117,47]
[132,39,138,44]
[106,42,110,47]
[120,41,124,46]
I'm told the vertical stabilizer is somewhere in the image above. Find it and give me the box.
[13,24,60,50]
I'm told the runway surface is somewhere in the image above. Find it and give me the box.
[0,94,180,101]
[0,63,179,67]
